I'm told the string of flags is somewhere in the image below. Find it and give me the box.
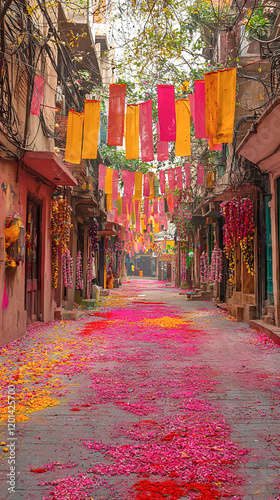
[64,68,237,165]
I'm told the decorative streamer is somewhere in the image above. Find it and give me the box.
[159,170,166,195]
[82,100,100,159]
[31,75,45,115]
[167,194,174,213]
[217,67,237,143]
[188,94,195,126]
[157,123,169,161]
[153,198,158,215]
[135,172,143,200]
[107,84,126,146]
[105,167,113,194]
[204,70,219,140]
[99,164,107,190]
[139,100,154,162]
[197,164,205,186]
[184,164,191,188]
[112,170,119,201]
[175,166,183,190]
[167,168,176,190]
[194,80,209,139]
[126,104,139,159]
[122,170,135,197]
[143,174,150,197]
[175,99,191,157]
[159,197,165,216]
[107,194,112,210]
[65,110,84,164]
[157,85,176,141]
[144,197,149,216]
[2,278,8,311]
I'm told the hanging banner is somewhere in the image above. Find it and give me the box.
[167,194,174,213]
[205,70,218,140]
[159,170,166,195]
[157,85,176,141]
[197,164,205,186]
[153,198,158,215]
[188,94,195,127]
[126,104,139,159]
[99,163,107,190]
[159,197,165,216]
[184,164,191,188]
[157,123,169,161]
[31,75,45,116]
[144,197,149,216]
[175,99,191,157]
[122,170,135,197]
[175,166,183,190]
[112,170,119,201]
[139,100,154,162]
[65,110,84,165]
[107,84,126,146]
[105,167,113,194]
[149,173,155,200]
[82,100,100,159]
[135,172,143,201]
[166,240,175,255]
[143,174,150,197]
[194,80,209,139]
[167,168,176,191]
[217,67,237,144]
[107,193,112,210]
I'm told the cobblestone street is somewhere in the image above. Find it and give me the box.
[1,279,280,499]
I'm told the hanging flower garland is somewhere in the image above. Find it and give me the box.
[170,202,193,240]
[58,198,72,254]
[86,257,94,298]
[63,249,73,288]
[51,197,73,288]
[181,253,187,282]
[89,218,99,252]
[76,250,84,290]
[220,197,255,280]
[51,199,59,288]
[210,245,223,283]
[200,251,209,283]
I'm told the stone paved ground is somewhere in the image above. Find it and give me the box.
[0,279,280,500]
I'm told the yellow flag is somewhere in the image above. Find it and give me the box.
[105,167,113,194]
[82,100,100,159]
[126,105,139,159]
[135,172,143,200]
[217,67,237,143]
[65,111,84,164]
[175,99,191,157]
[205,71,219,140]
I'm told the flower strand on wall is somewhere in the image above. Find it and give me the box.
[76,250,84,291]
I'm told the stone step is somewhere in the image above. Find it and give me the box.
[262,314,275,326]
[249,319,280,345]
[62,311,84,321]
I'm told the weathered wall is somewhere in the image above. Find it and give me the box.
[0,160,55,345]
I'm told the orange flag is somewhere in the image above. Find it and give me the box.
[65,110,84,164]
[126,105,139,159]
[82,100,100,159]
[205,71,219,140]
[217,67,237,144]
[175,99,191,157]
[105,167,114,195]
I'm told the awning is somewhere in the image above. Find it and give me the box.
[24,151,78,186]
[237,98,280,173]
[99,222,116,236]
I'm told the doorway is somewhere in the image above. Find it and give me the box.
[25,198,41,324]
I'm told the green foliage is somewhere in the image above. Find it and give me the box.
[245,5,273,40]
[100,145,151,173]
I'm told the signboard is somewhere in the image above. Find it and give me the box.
[166,240,175,255]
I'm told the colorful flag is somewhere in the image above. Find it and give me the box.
[107,84,126,146]
[157,123,169,161]
[82,100,100,159]
[157,85,176,141]
[139,100,154,162]
[126,104,139,159]
[65,110,84,164]
[175,99,191,156]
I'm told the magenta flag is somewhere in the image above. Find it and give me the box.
[188,94,195,127]
[184,164,191,188]
[153,198,158,215]
[122,170,135,197]
[112,170,118,201]
[31,75,45,115]
[1,278,8,311]
[140,100,154,162]
[99,164,107,190]
[144,197,149,216]
[167,168,176,190]
[157,85,176,141]
[157,123,169,161]
[159,197,165,216]
[197,164,205,186]
[143,174,150,197]
[159,170,166,195]
[175,166,183,190]
[194,80,209,139]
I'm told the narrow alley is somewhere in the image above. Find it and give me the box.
[1,279,280,500]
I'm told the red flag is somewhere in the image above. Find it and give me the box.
[143,174,150,197]
[167,168,176,191]
[99,164,107,190]
[157,123,169,161]
[175,166,183,190]
[31,75,45,116]
[107,84,126,146]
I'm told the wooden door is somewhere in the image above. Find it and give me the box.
[25,199,41,324]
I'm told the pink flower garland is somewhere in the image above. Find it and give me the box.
[181,253,187,282]
[210,245,223,283]
[86,257,94,299]
[63,249,73,288]
[76,250,84,290]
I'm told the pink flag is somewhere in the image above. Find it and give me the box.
[153,198,158,215]
[144,197,149,216]
[159,170,166,195]
[122,170,135,197]
[99,164,107,190]
[157,123,169,161]
[175,166,183,190]
[197,164,205,186]
[2,278,8,311]
[167,168,176,190]
[112,170,118,201]
[188,94,195,127]
[157,85,176,141]
[143,174,150,197]
[135,199,140,217]
[159,197,165,216]
[107,84,126,146]
[184,164,191,188]
[139,100,154,162]
[194,80,209,139]
[31,75,45,116]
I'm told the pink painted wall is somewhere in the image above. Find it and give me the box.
[0,160,55,345]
